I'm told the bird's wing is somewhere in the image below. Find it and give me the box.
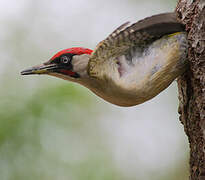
[88,12,185,76]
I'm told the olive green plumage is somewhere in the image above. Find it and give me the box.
[88,12,185,78]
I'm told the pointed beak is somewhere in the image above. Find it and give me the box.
[21,63,58,75]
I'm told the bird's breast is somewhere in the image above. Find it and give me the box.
[88,32,188,106]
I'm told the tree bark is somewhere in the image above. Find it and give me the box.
[176,0,205,179]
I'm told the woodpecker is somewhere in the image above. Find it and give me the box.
[21,12,188,107]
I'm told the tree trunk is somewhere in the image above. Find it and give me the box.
[176,0,205,179]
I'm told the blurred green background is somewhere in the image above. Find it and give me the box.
[0,0,189,179]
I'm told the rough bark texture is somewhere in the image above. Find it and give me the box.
[176,0,205,179]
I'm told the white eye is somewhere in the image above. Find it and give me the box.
[61,56,70,64]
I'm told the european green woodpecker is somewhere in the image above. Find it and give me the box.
[21,12,188,107]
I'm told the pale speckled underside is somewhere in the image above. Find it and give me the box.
[83,13,188,106]
[85,32,188,106]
